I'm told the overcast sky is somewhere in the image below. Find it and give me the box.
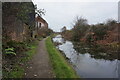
[33,0,119,32]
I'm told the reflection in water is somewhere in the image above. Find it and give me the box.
[53,35,119,78]
[53,35,65,44]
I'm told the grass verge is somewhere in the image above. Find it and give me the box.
[45,37,79,78]
[3,40,38,78]
[21,40,38,62]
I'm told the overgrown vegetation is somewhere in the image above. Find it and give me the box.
[45,37,78,78]
[2,2,39,78]
[38,28,54,38]
[61,16,120,60]
[2,2,54,78]
[2,2,36,45]
[2,2,35,27]
[4,47,16,55]
[3,40,38,78]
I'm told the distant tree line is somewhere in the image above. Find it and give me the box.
[61,16,120,60]
[62,16,119,44]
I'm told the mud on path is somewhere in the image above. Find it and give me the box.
[25,38,55,78]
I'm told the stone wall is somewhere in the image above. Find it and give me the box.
[2,2,35,42]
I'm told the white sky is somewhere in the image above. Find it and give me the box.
[33,0,119,32]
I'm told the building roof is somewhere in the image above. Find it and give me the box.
[36,16,48,25]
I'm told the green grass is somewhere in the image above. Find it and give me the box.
[5,65,24,78]
[3,40,39,78]
[50,33,57,38]
[21,40,38,62]
[3,63,25,78]
[45,37,79,78]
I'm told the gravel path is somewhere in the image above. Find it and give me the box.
[25,38,55,78]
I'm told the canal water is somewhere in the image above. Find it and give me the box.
[53,35,119,78]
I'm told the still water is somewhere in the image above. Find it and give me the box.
[53,35,119,78]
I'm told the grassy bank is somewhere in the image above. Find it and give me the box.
[3,40,38,78]
[45,37,79,78]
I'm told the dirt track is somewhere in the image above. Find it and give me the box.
[25,38,54,78]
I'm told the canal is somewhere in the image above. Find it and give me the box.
[53,35,119,78]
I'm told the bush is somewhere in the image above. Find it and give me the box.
[3,41,28,56]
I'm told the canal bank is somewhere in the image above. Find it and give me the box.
[45,37,79,78]
[53,35,119,78]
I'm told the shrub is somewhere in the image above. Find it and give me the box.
[3,41,28,56]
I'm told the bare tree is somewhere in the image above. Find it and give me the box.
[35,4,46,17]
[73,16,88,28]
